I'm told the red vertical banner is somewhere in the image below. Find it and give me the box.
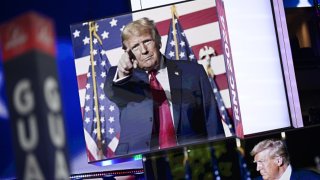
[216,0,243,138]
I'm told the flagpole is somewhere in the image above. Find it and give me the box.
[183,147,191,180]
[171,5,180,60]
[206,51,234,135]
[183,147,188,165]
[89,21,103,159]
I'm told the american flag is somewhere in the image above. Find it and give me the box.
[210,146,222,180]
[164,5,234,135]
[237,148,252,180]
[164,14,196,62]
[183,147,192,180]
[70,16,132,161]
[70,0,233,161]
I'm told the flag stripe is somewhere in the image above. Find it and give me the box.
[75,56,90,76]
[77,74,88,90]
[211,55,226,75]
[227,108,233,119]
[108,137,119,152]
[215,74,229,90]
[220,89,231,108]
[155,7,218,36]
[79,89,86,108]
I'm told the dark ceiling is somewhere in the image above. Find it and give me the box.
[1,0,132,38]
[0,0,316,37]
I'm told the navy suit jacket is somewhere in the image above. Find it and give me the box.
[104,57,224,155]
[254,169,320,180]
[290,169,320,180]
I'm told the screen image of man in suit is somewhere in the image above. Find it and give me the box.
[104,17,225,155]
[251,139,320,180]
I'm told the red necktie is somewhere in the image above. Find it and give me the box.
[149,70,177,149]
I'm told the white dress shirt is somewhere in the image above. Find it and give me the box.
[279,164,292,180]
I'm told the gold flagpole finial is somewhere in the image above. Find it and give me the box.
[183,147,189,165]
[90,22,103,45]
[206,63,214,78]
[171,5,179,19]
[171,5,180,60]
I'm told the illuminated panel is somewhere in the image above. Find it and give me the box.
[272,0,303,127]
[223,0,293,135]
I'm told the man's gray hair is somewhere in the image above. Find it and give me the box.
[250,139,290,164]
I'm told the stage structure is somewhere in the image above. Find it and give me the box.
[0,12,70,179]
[70,0,301,172]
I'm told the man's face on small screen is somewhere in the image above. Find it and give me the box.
[254,149,280,180]
[125,33,161,71]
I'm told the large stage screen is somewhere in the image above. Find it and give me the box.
[221,0,293,135]
[70,0,303,163]
[71,0,233,162]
